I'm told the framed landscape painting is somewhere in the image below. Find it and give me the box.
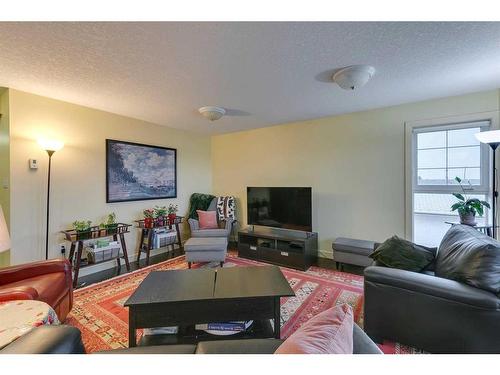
[106,139,177,203]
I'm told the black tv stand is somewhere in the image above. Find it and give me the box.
[238,227,318,271]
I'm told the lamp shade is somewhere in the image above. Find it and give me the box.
[475,130,500,145]
[0,205,10,253]
[37,138,64,152]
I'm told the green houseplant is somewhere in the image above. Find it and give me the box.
[167,204,179,223]
[143,208,155,228]
[72,220,92,240]
[100,212,118,234]
[451,177,490,226]
[154,206,167,225]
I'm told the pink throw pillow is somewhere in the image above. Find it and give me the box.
[197,210,219,229]
[274,304,354,354]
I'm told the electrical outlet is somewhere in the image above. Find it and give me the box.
[29,159,38,170]
[60,243,66,255]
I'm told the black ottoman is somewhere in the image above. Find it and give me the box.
[332,237,377,271]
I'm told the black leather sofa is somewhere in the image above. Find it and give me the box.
[364,224,500,353]
[1,323,382,354]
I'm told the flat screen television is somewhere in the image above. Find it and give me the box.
[247,187,312,232]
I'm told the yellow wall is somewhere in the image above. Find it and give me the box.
[8,89,212,265]
[211,90,500,257]
[0,88,10,266]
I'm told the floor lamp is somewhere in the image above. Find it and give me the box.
[475,130,500,239]
[38,139,64,260]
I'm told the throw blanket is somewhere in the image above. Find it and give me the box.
[216,196,235,221]
[188,193,216,219]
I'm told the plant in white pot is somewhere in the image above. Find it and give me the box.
[451,176,490,226]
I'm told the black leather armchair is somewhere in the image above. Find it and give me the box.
[364,243,500,353]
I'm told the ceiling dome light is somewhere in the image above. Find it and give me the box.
[198,106,226,121]
[332,65,376,90]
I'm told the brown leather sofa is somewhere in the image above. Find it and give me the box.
[0,259,73,321]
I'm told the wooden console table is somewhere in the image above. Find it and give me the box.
[135,216,184,266]
[61,223,131,287]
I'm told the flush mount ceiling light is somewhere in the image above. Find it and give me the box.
[332,65,376,90]
[198,106,226,121]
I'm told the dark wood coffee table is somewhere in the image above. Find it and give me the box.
[124,266,294,347]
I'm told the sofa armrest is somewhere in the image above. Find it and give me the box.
[196,338,283,354]
[0,259,72,286]
[224,218,236,231]
[0,286,39,302]
[0,325,85,354]
[364,266,500,309]
[353,324,382,354]
[188,218,199,231]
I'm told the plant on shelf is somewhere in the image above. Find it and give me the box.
[100,212,118,234]
[167,203,179,223]
[154,205,167,226]
[451,176,490,226]
[143,208,155,228]
[72,220,92,239]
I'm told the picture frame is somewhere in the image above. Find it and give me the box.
[106,139,177,203]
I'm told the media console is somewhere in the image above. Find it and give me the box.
[238,227,318,271]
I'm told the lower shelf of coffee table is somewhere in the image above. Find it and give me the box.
[138,319,276,346]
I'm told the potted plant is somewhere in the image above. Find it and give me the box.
[154,206,167,226]
[143,209,155,228]
[100,212,118,235]
[167,203,178,223]
[451,177,490,226]
[72,220,93,240]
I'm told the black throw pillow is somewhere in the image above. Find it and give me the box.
[435,224,500,295]
[370,235,435,272]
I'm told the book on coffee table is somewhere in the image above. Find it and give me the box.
[195,320,253,334]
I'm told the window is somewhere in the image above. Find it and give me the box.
[411,121,491,247]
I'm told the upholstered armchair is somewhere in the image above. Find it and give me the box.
[188,217,234,238]
[188,197,236,239]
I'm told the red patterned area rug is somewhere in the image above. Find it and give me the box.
[66,254,419,354]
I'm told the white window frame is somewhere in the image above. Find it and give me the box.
[405,111,499,241]
[412,121,490,194]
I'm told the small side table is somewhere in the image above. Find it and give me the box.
[0,300,60,350]
[136,216,184,266]
[62,223,132,287]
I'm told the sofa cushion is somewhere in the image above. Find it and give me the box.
[369,236,435,272]
[197,210,219,229]
[435,224,500,294]
[185,237,228,251]
[274,304,354,354]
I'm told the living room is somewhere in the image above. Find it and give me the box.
[1,2,500,373]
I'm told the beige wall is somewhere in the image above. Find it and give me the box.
[0,88,10,266]
[211,90,500,257]
[9,89,211,265]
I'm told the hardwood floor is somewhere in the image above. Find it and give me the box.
[76,250,178,289]
[76,249,364,289]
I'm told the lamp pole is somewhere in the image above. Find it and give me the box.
[475,130,500,239]
[489,143,498,239]
[38,138,63,261]
[45,150,55,260]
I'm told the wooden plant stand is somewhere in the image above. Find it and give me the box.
[135,216,184,266]
[61,223,132,287]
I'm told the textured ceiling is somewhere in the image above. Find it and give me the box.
[0,22,500,134]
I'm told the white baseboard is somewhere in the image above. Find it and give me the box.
[77,246,177,277]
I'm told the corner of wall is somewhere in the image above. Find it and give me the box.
[0,87,10,267]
